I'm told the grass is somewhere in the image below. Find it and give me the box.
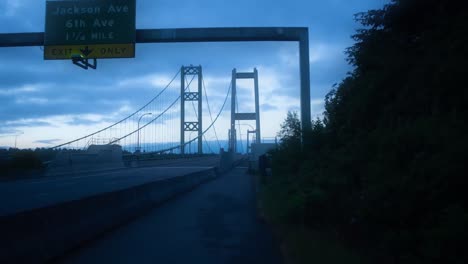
[256,173,369,264]
[278,225,367,264]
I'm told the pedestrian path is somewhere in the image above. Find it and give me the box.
[60,167,283,264]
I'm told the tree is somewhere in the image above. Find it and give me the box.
[268,0,468,262]
[278,111,301,146]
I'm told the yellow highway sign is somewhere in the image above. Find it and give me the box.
[44,43,134,60]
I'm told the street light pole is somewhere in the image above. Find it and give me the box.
[14,131,24,149]
[239,123,256,153]
[137,113,152,153]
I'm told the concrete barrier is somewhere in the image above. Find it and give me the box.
[0,168,218,264]
[219,151,247,173]
[47,145,124,176]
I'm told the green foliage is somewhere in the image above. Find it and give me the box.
[0,148,57,179]
[266,0,468,262]
[272,111,303,176]
[278,111,302,148]
[9,150,43,170]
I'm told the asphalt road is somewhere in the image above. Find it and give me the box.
[57,167,283,264]
[0,156,220,216]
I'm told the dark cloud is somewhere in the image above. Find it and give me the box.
[0,127,20,135]
[0,0,389,147]
[33,139,61,145]
[65,117,108,126]
[8,120,52,127]
[0,40,349,124]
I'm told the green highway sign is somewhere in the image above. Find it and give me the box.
[44,0,136,59]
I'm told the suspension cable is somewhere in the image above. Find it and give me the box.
[151,80,232,154]
[51,69,181,149]
[109,74,197,145]
[236,96,244,153]
[202,78,222,149]
[186,78,214,153]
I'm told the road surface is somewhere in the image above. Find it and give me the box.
[0,156,220,216]
[57,167,283,264]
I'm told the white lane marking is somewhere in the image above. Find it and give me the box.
[148,166,213,169]
[24,166,214,185]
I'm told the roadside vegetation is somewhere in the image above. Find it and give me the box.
[260,0,468,263]
[0,148,58,179]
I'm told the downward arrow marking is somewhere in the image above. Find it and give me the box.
[80,46,93,57]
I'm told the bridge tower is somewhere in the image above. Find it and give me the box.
[229,68,261,153]
[180,65,203,154]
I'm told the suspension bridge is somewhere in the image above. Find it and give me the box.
[0,26,310,263]
[50,65,261,158]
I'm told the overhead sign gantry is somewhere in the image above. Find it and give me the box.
[1,22,312,144]
[44,0,136,65]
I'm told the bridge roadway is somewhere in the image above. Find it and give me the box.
[58,166,283,264]
[0,156,220,217]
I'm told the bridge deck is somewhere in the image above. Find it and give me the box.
[0,156,219,216]
[58,166,283,264]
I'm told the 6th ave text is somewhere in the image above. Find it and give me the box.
[66,19,115,29]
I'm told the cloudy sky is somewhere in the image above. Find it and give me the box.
[0,0,388,149]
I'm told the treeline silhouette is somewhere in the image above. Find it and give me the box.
[0,148,60,178]
[268,0,467,263]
